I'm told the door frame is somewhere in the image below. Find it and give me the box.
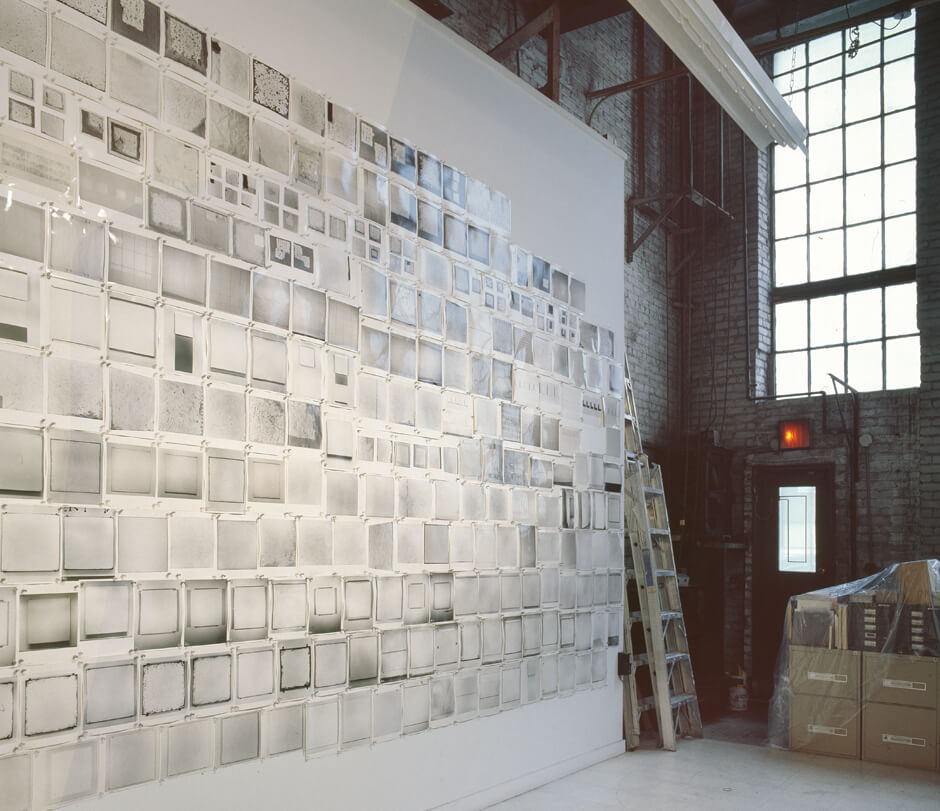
[750,463,836,696]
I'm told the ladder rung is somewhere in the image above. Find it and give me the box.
[644,487,665,496]
[649,528,671,536]
[630,610,643,622]
[655,569,676,578]
[660,611,682,622]
[671,693,697,708]
[664,652,689,664]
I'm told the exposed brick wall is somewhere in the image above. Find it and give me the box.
[433,1,938,688]
[686,10,936,681]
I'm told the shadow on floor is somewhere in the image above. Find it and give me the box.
[701,698,770,746]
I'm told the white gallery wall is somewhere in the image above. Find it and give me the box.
[0,0,626,807]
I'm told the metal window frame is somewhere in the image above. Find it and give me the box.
[770,14,919,396]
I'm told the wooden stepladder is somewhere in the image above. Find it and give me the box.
[621,360,702,751]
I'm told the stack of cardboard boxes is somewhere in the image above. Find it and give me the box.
[785,561,940,771]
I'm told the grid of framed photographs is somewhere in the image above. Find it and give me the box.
[0,0,624,804]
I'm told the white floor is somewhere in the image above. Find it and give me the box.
[488,738,940,810]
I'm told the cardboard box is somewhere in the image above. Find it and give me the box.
[862,702,938,771]
[789,694,859,759]
[790,646,860,701]
[897,561,935,607]
[863,652,937,709]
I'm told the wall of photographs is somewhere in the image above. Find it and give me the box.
[0,0,626,807]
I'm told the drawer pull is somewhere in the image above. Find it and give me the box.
[882,734,926,748]
[882,679,927,692]
[808,671,847,684]
[808,724,847,737]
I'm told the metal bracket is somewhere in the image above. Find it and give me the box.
[626,189,734,263]
[488,1,561,101]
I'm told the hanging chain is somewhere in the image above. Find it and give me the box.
[847,25,861,58]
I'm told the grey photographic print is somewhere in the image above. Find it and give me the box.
[0,1,625,806]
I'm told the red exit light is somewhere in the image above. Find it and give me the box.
[779,419,811,450]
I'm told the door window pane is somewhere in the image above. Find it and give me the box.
[809,179,844,232]
[808,129,843,182]
[778,486,816,573]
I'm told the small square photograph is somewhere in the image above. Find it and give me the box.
[363,169,388,226]
[165,13,208,74]
[443,165,467,208]
[9,70,34,99]
[163,75,206,138]
[417,152,442,197]
[110,46,159,116]
[8,98,34,128]
[390,137,416,182]
[51,17,105,90]
[81,109,105,139]
[418,201,442,246]
[468,226,490,266]
[326,101,357,151]
[109,120,143,162]
[290,81,325,135]
[111,0,160,51]
[390,184,418,233]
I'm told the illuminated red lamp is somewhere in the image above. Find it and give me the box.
[779,419,811,450]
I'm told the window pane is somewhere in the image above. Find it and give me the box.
[845,119,881,172]
[809,229,844,281]
[884,110,915,163]
[809,179,844,232]
[778,486,816,574]
[775,188,807,239]
[885,282,917,336]
[783,91,807,127]
[886,336,920,388]
[808,81,843,131]
[847,340,883,391]
[809,55,842,86]
[883,30,915,61]
[846,288,883,341]
[808,129,843,182]
[884,214,916,268]
[810,346,844,392]
[846,221,883,274]
[845,169,882,225]
[810,294,844,346]
[884,161,915,216]
[845,68,881,122]
[845,41,880,75]
[775,301,808,351]
[775,70,806,93]
[776,351,808,396]
[775,237,808,286]
[809,31,843,62]
[774,46,806,76]
[775,144,807,190]
[883,57,915,112]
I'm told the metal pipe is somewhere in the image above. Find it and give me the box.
[829,374,860,579]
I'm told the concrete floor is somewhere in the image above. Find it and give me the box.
[489,711,940,810]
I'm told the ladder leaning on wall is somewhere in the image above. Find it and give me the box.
[620,357,702,751]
